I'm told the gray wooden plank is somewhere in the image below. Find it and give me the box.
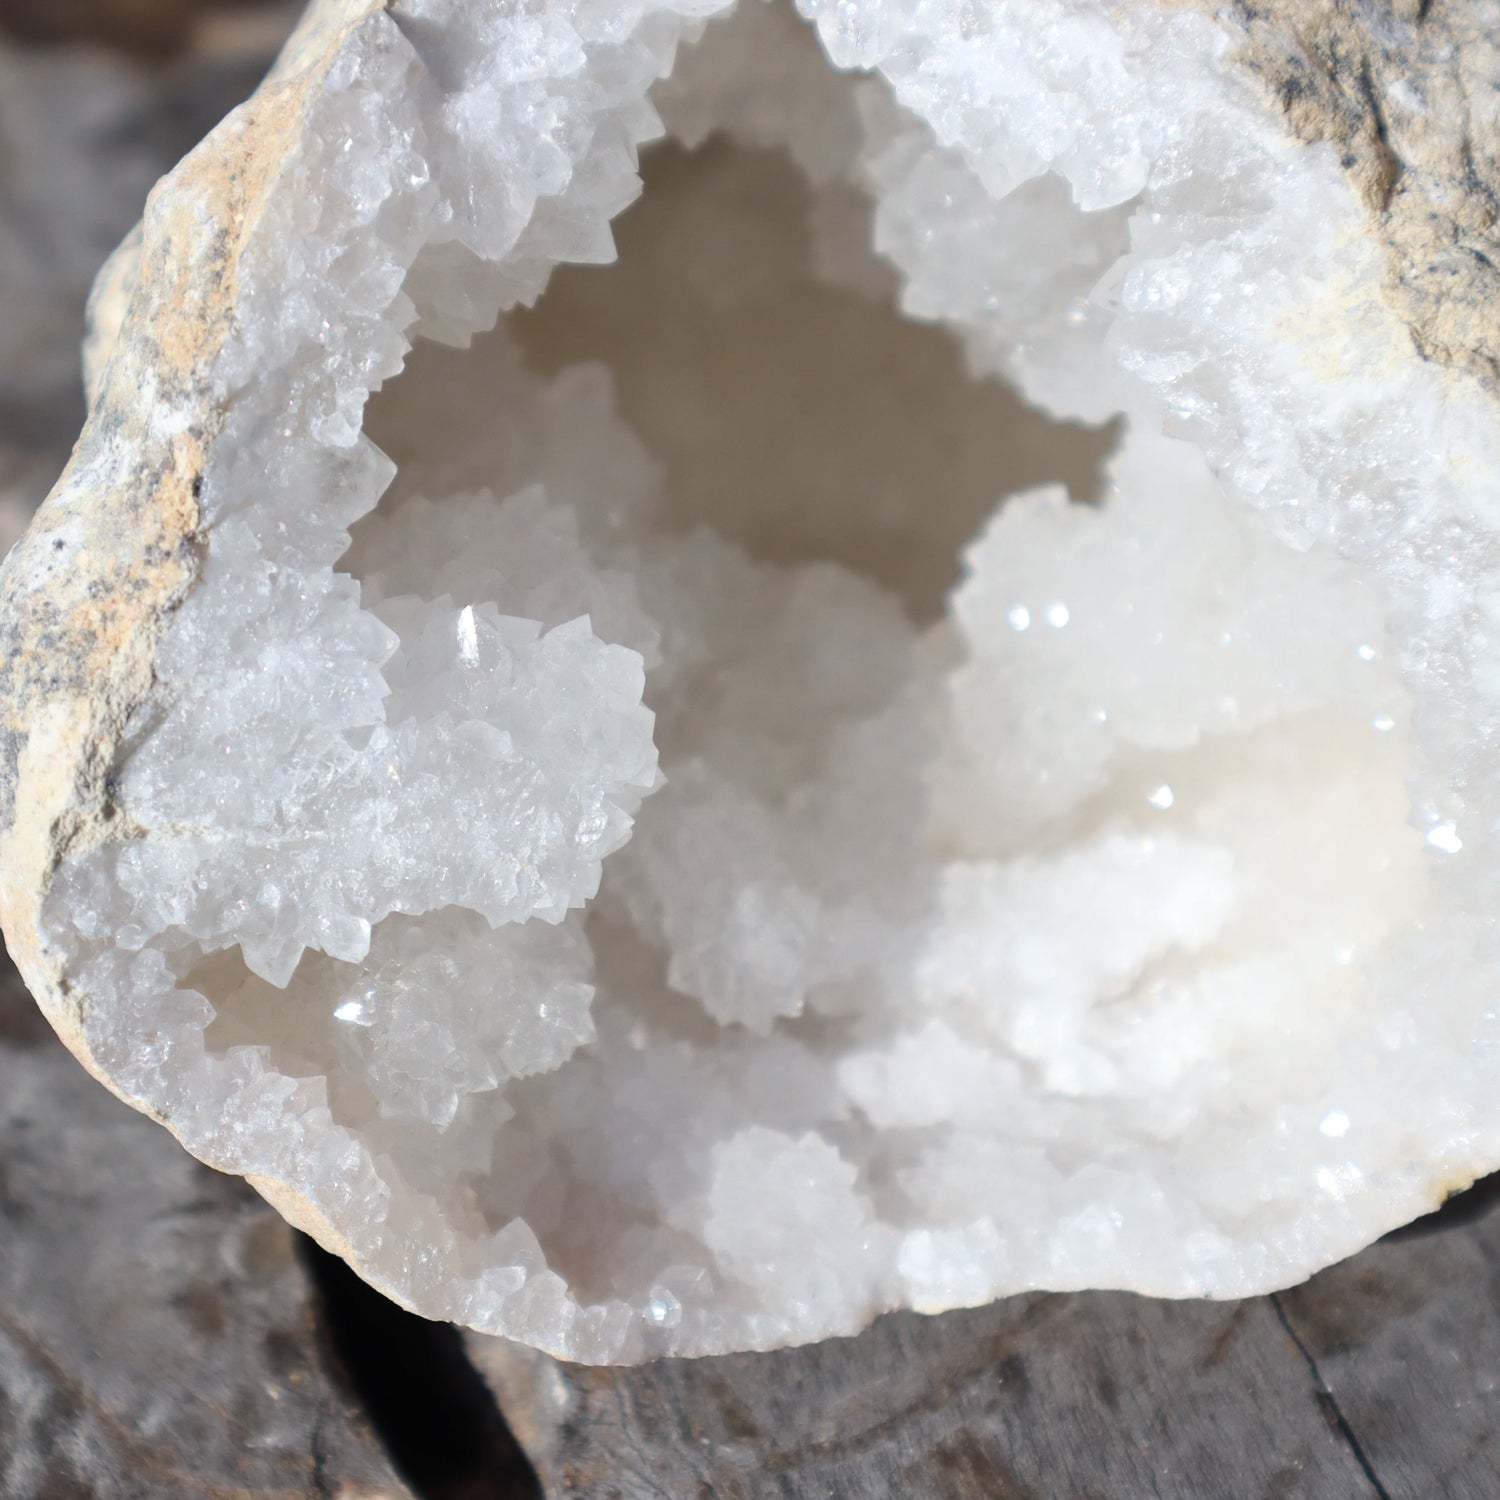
[1277,1191,1500,1500]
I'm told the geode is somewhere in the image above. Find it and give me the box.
[4,0,1500,1362]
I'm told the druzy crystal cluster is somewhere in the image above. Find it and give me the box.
[7,0,1500,1361]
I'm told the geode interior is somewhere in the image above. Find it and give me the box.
[27,0,1500,1360]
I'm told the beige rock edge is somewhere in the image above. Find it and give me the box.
[0,0,1495,1308]
[0,0,387,1283]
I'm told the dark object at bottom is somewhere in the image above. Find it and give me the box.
[299,1234,541,1500]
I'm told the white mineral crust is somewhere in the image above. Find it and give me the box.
[10,0,1500,1361]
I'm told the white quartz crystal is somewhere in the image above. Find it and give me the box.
[36,0,1500,1360]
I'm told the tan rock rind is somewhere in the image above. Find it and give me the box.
[0,0,383,1095]
[1222,0,1500,389]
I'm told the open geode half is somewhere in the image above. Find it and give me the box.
[4,0,1500,1362]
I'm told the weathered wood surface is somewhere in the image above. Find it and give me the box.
[474,1184,1500,1499]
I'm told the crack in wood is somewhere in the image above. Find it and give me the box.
[1270,1292,1391,1500]
[296,1234,541,1500]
